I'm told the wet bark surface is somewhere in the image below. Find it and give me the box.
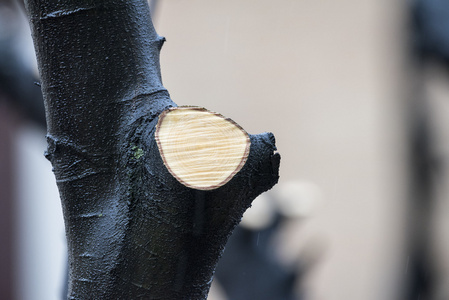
[24,0,280,298]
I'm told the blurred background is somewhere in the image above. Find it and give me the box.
[1,0,449,299]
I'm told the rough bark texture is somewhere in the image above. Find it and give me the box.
[24,0,280,299]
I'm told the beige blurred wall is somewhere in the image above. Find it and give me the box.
[156,1,409,299]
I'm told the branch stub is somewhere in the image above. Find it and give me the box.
[155,106,250,190]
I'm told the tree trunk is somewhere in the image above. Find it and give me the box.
[24,0,280,299]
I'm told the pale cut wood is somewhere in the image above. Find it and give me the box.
[155,106,251,190]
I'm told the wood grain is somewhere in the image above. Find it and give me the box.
[156,106,250,190]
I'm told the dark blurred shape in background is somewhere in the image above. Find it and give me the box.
[0,0,44,126]
[405,1,449,299]
[413,0,449,64]
[0,1,43,299]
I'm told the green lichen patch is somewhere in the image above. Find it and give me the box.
[131,145,145,160]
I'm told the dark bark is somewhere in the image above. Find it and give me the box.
[24,0,280,299]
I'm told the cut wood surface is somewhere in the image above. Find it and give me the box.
[156,106,250,190]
